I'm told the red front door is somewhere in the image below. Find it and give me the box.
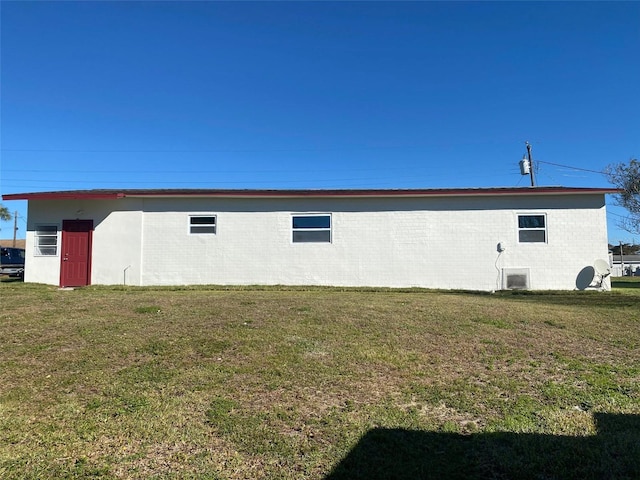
[60,220,93,287]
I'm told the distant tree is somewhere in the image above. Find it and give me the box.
[606,158,640,233]
[609,243,640,256]
[0,204,11,221]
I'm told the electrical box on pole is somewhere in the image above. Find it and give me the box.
[518,142,536,186]
[526,142,536,187]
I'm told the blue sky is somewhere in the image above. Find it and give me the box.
[1,1,638,243]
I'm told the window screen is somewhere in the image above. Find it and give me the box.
[190,216,216,234]
[518,215,546,243]
[292,214,331,243]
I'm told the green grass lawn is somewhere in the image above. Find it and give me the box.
[0,282,638,479]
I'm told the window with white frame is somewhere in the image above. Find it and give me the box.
[292,214,331,243]
[189,215,216,234]
[35,225,59,255]
[518,214,546,243]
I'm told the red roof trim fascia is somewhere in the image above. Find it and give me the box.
[1,192,125,201]
[2,187,619,201]
[124,187,618,198]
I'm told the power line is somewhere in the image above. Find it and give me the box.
[1,164,519,185]
[0,166,458,175]
[537,160,606,175]
[2,162,517,176]
[1,147,408,153]
[607,210,630,219]
[0,141,510,154]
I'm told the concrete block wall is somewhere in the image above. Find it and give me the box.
[23,193,610,291]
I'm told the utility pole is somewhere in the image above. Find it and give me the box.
[526,142,536,187]
[12,211,18,247]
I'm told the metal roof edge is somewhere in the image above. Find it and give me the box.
[2,186,620,201]
[2,191,125,201]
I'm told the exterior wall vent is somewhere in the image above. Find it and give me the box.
[502,268,530,290]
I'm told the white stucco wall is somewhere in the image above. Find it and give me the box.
[22,193,610,291]
[23,198,143,286]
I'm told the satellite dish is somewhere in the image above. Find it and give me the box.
[594,259,611,276]
[593,259,611,290]
[576,266,595,290]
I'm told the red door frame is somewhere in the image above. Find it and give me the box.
[60,220,93,287]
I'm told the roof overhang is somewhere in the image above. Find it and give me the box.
[2,186,619,201]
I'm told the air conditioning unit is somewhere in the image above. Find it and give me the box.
[502,268,530,290]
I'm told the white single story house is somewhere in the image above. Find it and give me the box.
[2,187,615,291]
